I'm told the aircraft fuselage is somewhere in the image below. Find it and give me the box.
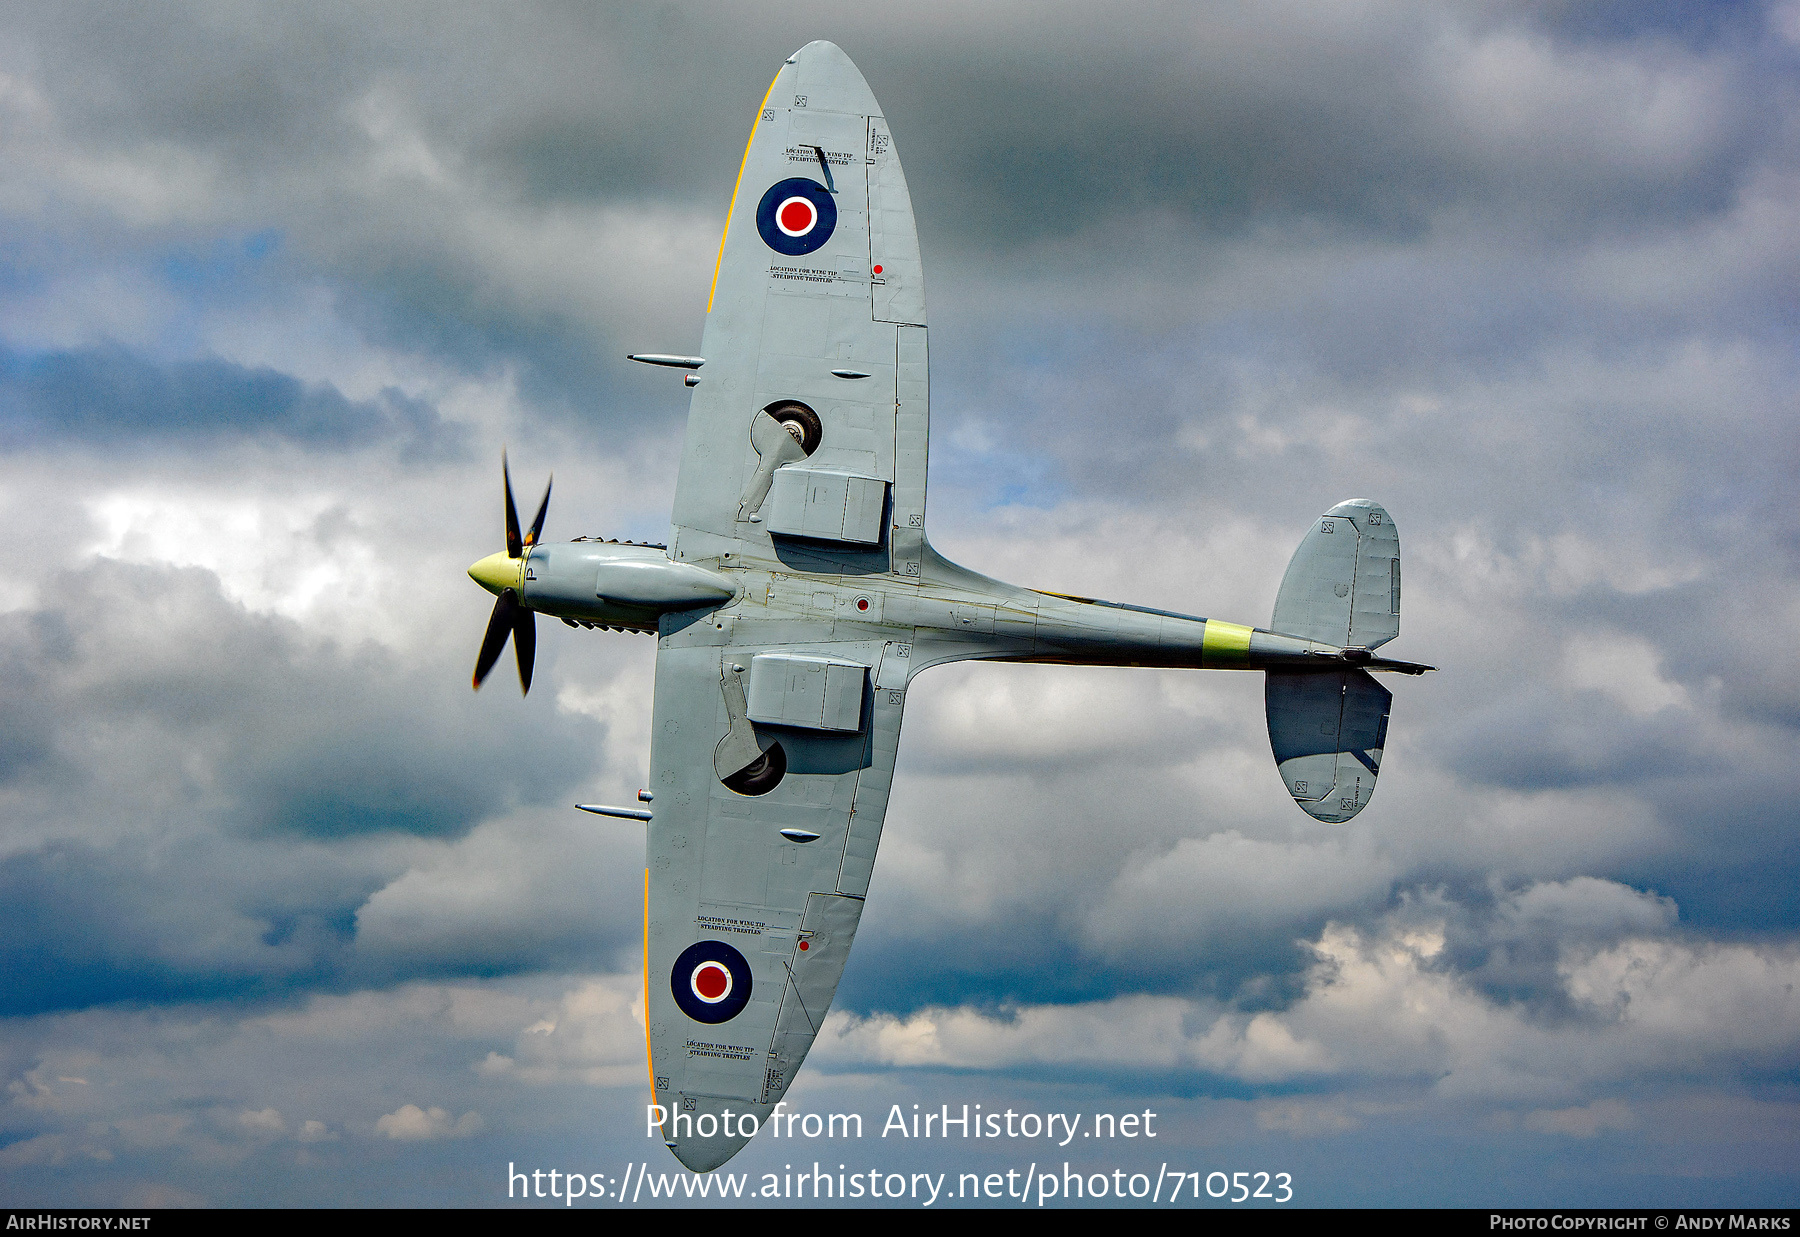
[470,537,1423,676]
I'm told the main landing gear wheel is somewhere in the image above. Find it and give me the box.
[722,742,786,795]
[760,400,821,454]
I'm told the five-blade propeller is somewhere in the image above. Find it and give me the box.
[471,452,551,694]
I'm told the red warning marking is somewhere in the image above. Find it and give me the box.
[798,940,810,951]
[776,197,818,237]
[691,961,732,1002]
[856,598,869,611]
[872,264,883,274]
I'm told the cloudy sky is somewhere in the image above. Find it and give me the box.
[2,0,1798,1209]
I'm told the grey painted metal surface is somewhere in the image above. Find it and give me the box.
[467,40,1434,1174]
[574,803,654,822]
[1271,499,1402,651]
[1266,500,1405,821]
[1266,668,1393,823]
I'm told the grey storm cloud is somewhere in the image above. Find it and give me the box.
[10,2,1789,413]
[0,835,377,1014]
[0,343,464,456]
[0,558,591,839]
[0,556,642,1014]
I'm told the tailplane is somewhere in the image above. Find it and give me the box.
[1266,499,1419,823]
[1267,668,1390,823]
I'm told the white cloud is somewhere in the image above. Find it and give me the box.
[236,1107,285,1137]
[1494,876,1677,939]
[1255,1098,1371,1136]
[1430,26,1737,181]
[0,1132,109,1168]
[1563,938,1800,1058]
[0,67,230,227]
[374,1104,483,1141]
[84,489,385,638]
[473,975,646,1087]
[815,992,1331,1080]
[1563,633,1689,718]
[350,813,641,969]
[1083,830,1399,952]
[820,898,1800,1100]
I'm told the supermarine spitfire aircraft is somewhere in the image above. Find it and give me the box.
[467,41,1432,1172]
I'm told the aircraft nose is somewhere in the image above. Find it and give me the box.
[468,552,520,597]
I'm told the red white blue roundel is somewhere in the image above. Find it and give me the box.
[756,178,837,256]
[671,940,753,1023]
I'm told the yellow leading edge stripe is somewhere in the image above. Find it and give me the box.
[707,69,782,314]
[666,57,796,1128]
[643,868,656,1112]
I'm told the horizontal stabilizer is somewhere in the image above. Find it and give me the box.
[1266,668,1391,823]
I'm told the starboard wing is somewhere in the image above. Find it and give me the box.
[669,40,929,580]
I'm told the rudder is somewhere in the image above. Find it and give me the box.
[1270,498,1400,650]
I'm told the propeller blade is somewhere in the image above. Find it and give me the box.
[503,451,522,560]
[513,605,536,695]
[473,588,519,690]
[478,451,547,695]
[525,475,552,548]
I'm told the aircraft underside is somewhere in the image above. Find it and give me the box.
[466,40,1432,1172]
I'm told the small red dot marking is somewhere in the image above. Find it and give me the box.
[798,941,809,951]
[857,598,869,611]
[872,264,883,274]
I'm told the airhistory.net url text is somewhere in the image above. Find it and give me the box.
[507,1161,1294,1206]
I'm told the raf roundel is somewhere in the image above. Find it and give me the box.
[756,177,837,256]
[671,940,753,1024]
